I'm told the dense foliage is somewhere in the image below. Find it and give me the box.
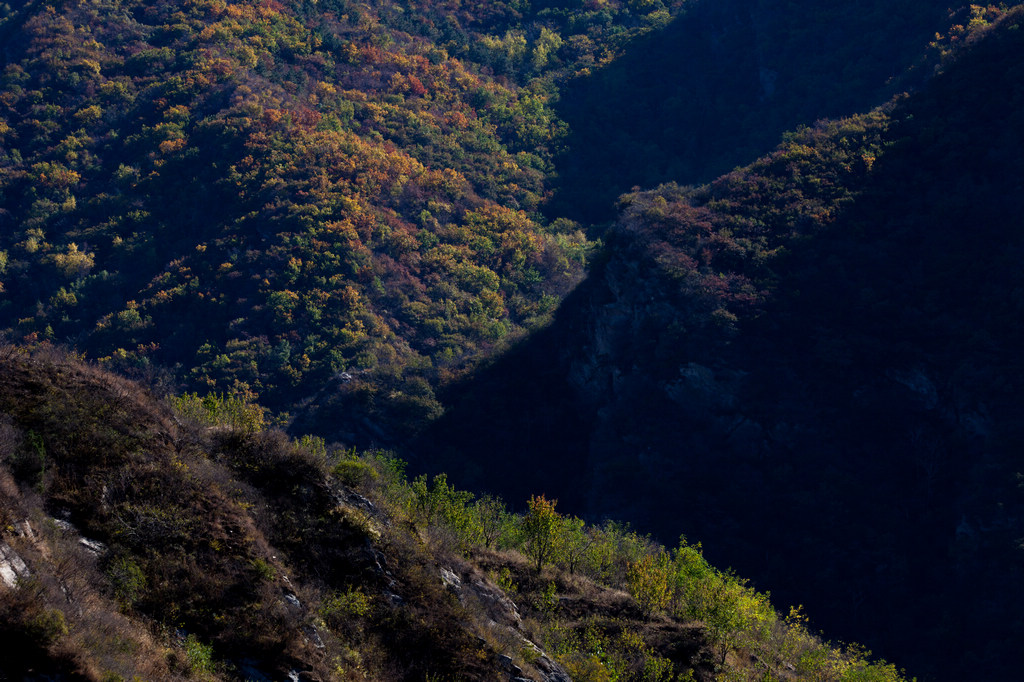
[3,0,1021,680]
[1,0,688,433]
[0,0,952,437]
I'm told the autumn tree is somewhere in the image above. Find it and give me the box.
[626,552,673,618]
[521,494,560,574]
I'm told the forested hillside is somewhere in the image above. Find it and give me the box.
[550,0,953,221]
[2,0,661,435]
[0,0,954,437]
[419,6,1024,681]
[2,0,1020,680]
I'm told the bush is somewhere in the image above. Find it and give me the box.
[29,607,68,643]
[333,457,379,489]
[105,555,147,609]
[171,392,266,433]
[319,587,371,638]
[250,558,276,582]
[183,634,214,676]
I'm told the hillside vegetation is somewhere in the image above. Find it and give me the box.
[550,0,953,221]
[2,0,1021,680]
[2,0,666,434]
[0,0,958,438]
[0,345,908,681]
[417,6,1024,681]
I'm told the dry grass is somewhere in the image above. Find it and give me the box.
[0,346,738,681]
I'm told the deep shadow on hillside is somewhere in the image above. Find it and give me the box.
[547,0,951,224]
[416,9,1024,682]
[410,277,599,511]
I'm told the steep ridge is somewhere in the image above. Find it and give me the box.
[0,345,913,680]
[417,7,1024,681]
[0,345,549,680]
[549,0,953,223]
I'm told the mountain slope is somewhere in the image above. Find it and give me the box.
[1,1,1016,679]
[417,7,1024,680]
[549,0,953,222]
[0,345,911,681]
[0,0,615,436]
[0,0,959,438]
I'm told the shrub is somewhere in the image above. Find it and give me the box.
[183,634,214,676]
[333,457,379,489]
[250,558,276,582]
[105,556,147,609]
[626,553,673,618]
[29,607,68,643]
[171,392,266,433]
[319,587,371,636]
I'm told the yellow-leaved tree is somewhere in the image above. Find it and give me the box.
[522,494,560,574]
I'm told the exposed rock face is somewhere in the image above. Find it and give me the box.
[428,151,1018,677]
[0,541,30,588]
[440,565,571,682]
[440,563,523,629]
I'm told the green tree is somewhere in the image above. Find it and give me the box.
[410,472,474,541]
[555,515,593,575]
[626,552,673,618]
[672,541,757,663]
[473,494,512,549]
[522,494,560,574]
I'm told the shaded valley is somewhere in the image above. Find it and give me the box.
[416,7,1024,681]
[1,0,1021,680]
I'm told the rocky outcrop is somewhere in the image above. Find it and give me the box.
[440,564,572,682]
[0,540,30,588]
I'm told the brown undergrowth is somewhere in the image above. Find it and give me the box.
[0,344,909,681]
